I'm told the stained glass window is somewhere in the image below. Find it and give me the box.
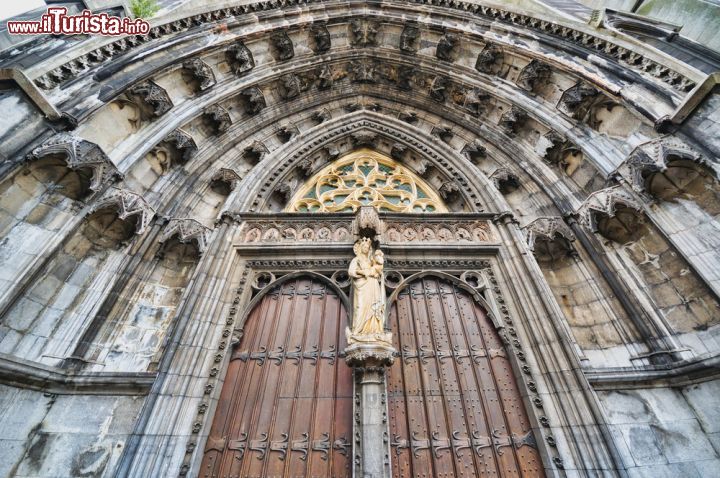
[287,149,448,213]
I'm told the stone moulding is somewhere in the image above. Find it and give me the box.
[31,0,698,94]
[576,185,643,231]
[28,133,122,192]
[615,136,709,193]
[159,218,213,253]
[522,216,575,251]
[90,187,156,234]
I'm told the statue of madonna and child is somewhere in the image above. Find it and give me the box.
[346,237,393,347]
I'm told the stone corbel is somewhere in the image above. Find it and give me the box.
[90,187,156,234]
[159,218,212,254]
[399,24,420,53]
[239,87,266,115]
[462,139,487,164]
[270,30,294,61]
[227,41,255,75]
[211,168,242,191]
[516,59,551,93]
[127,80,173,117]
[182,58,216,91]
[203,104,232,134]
[475,42,503,74]
[28,133,122,192]
[352,206,384,238]
[522,216,576,259]
[499,106,527,136]
[162,128,198,163]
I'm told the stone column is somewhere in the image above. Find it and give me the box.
[345,343,395,478]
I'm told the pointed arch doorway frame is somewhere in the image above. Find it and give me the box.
[186,208,578,477]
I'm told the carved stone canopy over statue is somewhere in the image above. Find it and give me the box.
[346,238,393,348]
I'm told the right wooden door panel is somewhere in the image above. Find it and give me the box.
[387,277,545,478]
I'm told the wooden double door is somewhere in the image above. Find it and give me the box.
[200,277,353,478]
[201,275,543,478]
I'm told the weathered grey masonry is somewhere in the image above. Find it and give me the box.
[0,0,719,476]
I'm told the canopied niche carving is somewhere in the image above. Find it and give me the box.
[28,133,121,198]
[577,186,647,243]
[523,217,576,262]
[286,149,448,213]
[616,137,715,201]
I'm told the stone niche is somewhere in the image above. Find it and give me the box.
[84,235,202,373]
[0,207,137,365]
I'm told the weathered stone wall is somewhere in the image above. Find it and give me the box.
[0,385,144,478]
[598,380,720,477]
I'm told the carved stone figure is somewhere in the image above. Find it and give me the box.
[350,19,379,47]
[271,31,294,61]
[347,238,392,346]
[436,33,458,61]
[227,42,255,75]
[310,23,331,52]
[399,25,420,53]
[240,87,266,115]
[475,42,503,73]
[127,80,173,117]
[182,58,216,91]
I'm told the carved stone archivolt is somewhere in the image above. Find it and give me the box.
[90,187,156,234]
[159,218,212,253]
[29,133,122,192]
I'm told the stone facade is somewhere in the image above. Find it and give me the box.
[0,0,718,476]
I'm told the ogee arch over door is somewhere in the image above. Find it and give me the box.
[201,277,353,478]
[388,276,544,478]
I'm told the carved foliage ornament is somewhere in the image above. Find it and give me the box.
[240,221,353,243]
[384,221,492,243]
[286,149,448,213]
[350,19,379,47]
[29,133,122,192]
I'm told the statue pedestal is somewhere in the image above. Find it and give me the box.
[345,343,395,478]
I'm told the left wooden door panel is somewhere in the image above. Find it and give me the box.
[200,277,353,478]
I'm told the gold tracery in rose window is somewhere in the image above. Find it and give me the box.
[286,149,448,213]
